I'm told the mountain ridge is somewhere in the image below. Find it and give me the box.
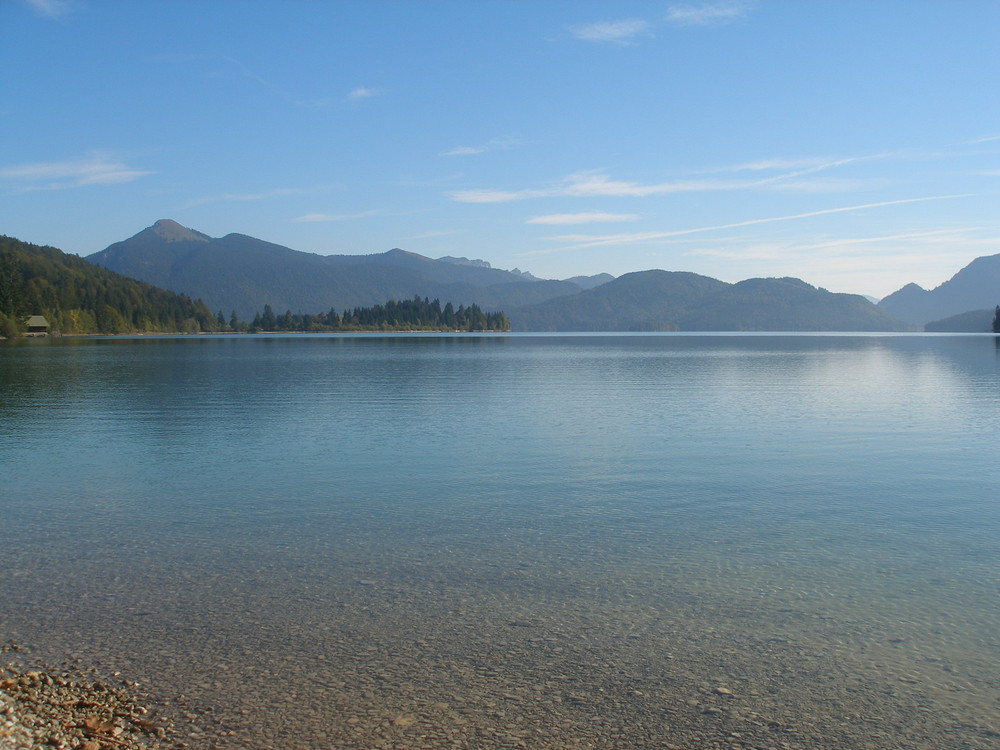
[88,221,581,319]
[509,271,905,332]
[878,252,1000,326]
[84,220,931,331]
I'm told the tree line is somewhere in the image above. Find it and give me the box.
[1,236,509,336]
[237,296,509,332]
[1,236,218,336]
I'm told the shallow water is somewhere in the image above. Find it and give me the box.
[2,333,998,748]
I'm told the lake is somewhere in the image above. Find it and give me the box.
[1,333,998,749]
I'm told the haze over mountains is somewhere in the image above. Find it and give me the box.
[85,220,999,332]
[88,220,583,320]
[513,273,906,332]
[877,254,1000,328]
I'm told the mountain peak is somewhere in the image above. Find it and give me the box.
[438,256,493,269]
[148,219,211,243]
[879,254,1000,326]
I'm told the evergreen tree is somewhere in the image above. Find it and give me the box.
[992,305,1000,333]
[260,304,277,330]
[0,256,24,316]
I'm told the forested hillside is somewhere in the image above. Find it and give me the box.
[0,236,218,336]
[508,271,908,332]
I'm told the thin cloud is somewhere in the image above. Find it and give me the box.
[23,0,73,18]
[569,19,651,44]
[527,212,640,225]
[441,135,521,157]
[411,229,462,239]
[762,177,889,194]
[292,210,380,223]
[691,229,982,259]
[186,187,319,208]
[967,134,1000,144]
[442,146,486,157]
[0,152,153,191]
[450,170,740,203]
[164,53,354,109]
[348,87,381,100]
[450,161,864,204]
[666,1,753,26]
[518,195,975,257]
[714,156,848,173]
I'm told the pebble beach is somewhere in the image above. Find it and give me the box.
[1,645,177,750]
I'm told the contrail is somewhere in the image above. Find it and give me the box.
[519,194,975,256]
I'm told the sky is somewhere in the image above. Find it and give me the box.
[2,0,998,299]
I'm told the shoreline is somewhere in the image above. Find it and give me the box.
[1,644,180,750]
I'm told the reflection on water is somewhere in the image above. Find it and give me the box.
[1,333,999,748]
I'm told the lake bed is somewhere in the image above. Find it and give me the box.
[2,333,998,749]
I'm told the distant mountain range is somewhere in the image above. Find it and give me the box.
[512,271,905,332]
[878,253,1000,328]
[82,219,999,332]
[88,220,583,320]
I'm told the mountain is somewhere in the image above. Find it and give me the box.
[564,273,615,290]
[675,277,906,331]
[508,271,907,332]
[923,308,995,333]
[878,253,1000,326]
[437,256,494,269]
[88,220,580,319]
[508,271,726,331]
[0,235,217,335]
[85,220,911,332]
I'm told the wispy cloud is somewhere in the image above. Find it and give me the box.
[411,229,462,239]
[292,210,380,223]
[348,86,381,100]
[683,227,1000,294]
[762,177,889,194]
[162,53,368,109]
[23,0,73,18]
[568,2,752,45]
[967,134,1000,144]
[450,159,866,204]
[450,170,738,203]
[441,135,521,157]
[186,187,320,208]
[569,19,651,44]
[691,229,984,259]
[711,156,848,173]
[527,211,640,225]
[665,1,754,26]
[518,195,975,257]
[0,152,153,191]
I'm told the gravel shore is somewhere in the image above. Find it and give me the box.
[0,644,180,750]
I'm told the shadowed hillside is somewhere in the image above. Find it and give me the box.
[0,235,217,335]
[879,253,1000,326]
[88,220,581,319]
[509,271,907,332]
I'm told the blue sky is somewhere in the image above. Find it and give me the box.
[2,0,998,298]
